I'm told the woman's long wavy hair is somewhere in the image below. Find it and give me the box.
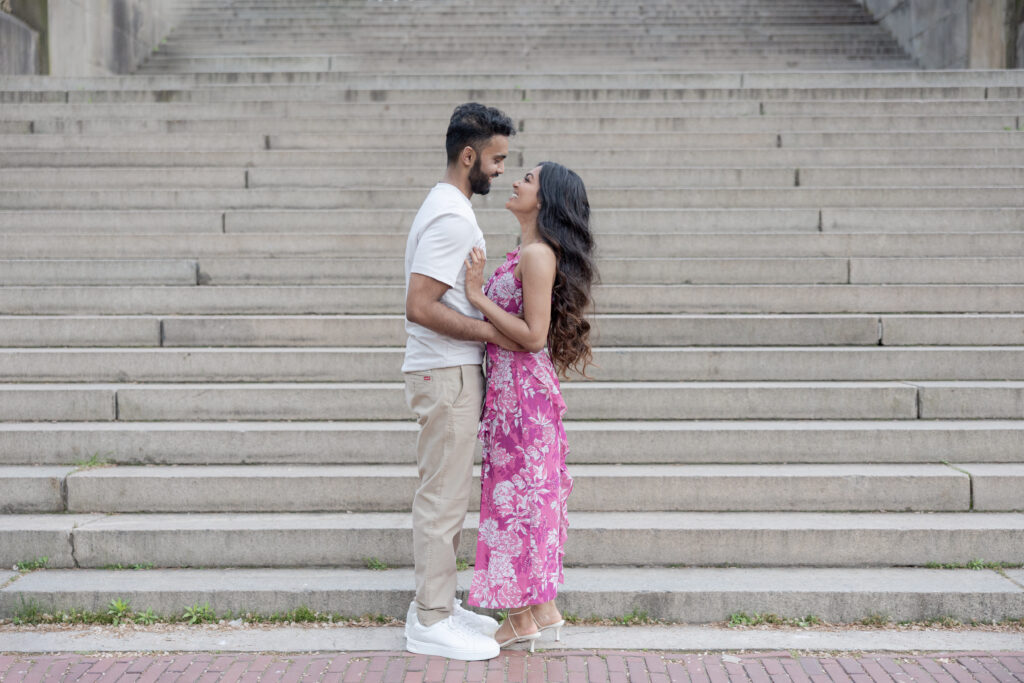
[535,162,597,378]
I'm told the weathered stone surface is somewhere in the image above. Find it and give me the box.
[0,466,73,514]
[2,567,1020,622]
[57,463,970,514]
[0,12,38,75]
[47,0,188,76]
[953,463,1024,510]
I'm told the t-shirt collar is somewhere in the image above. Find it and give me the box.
[437,182,472,207]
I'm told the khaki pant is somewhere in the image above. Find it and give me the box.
[404,364,484,627]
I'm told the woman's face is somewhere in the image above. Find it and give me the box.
[505,165,543,219]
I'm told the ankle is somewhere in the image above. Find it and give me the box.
[506,607,537,633]
[530,603,561,624]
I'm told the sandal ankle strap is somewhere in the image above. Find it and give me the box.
[507,607,532,639]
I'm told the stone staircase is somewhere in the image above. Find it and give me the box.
[1,0,1023,626]
[138,0,917,73]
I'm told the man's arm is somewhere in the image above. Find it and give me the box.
[406,273,521,350]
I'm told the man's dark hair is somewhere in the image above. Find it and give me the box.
[445,103,516,164]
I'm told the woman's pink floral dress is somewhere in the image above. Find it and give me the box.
[467,247,574,609]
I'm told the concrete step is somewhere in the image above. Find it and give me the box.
[251,167,1024,190]
[25,165,1023,193]
[153,38,903,48]
[1,209,1022,241]
[3,231,1022,259]
[14,256,1024,286]
[155,52,904,61]
[0,86,1000,105]
[3,510,1022,568]
[4,314,1021,349]
[2,420,1022,466]
[0,260,199,286]
[145,48,903,57]
[1,566,1019,623]
[166,18,879,29]
[0,255,1005,286]
[2,284,1022,315]
[159,30,899,40]
[0,314,881,348]
[0,166,1001,192]
[8,463,998,514]
[8,74,1001,94]
[6,381,1023,422]
[153,66,930,77]
[2,187,1021,210]
[4,68,1016,92]
[2,99,1021,120]
[140,59,920,75]
[140,64,924,75]
[272,131,1024,150]
[29,115,1018,136]
[168,14,878,25]
[881,315,1024,345]
[6,148,1023,169]
[144,36,892,47]
[154,50,902,61]
[146,48,910,62]
[0,167,801,191]
[1,347,1022,383]
[0,168,246,190]
[5,68,1013,88]
[7,460,1024,511]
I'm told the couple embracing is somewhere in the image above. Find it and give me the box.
[401,103,596,660]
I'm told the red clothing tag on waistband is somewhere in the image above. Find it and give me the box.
[423,376,431,381]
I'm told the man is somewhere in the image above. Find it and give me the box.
[402,103,517,660]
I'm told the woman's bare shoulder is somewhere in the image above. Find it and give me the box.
[519,241,557,266]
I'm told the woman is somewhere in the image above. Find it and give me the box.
[463,161,596,651]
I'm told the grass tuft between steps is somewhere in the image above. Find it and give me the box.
[924,559,1023,570]
[7,598,401,628]
[4,598,1023,631]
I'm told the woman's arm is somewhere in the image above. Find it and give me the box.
[464,244,556,353]
[406,273,523,351]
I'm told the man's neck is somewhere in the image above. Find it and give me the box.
[442,168,473,199]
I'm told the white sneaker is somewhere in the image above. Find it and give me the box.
[405,599,499,636]
[405,601,417,638]
[453,598,500,635]
[405,615,500,660]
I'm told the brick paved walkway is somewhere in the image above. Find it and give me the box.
[1,651,1022,682]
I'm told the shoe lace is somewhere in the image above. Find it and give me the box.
[448,615,481,637]
[452,601,476,624]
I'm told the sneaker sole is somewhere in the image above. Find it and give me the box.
[405,636,500,661]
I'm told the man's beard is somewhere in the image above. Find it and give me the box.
[468,158,492,195]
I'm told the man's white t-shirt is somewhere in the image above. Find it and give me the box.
[402,182,486,373]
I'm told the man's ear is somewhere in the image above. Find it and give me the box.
[461,145,476,168]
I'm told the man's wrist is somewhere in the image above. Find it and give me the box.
[479,323,497,345]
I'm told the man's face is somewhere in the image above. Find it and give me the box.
[468,135,509,195]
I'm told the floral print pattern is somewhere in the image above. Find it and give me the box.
[467,247,573,609]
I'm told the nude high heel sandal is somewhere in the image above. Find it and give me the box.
[496,608,542,652]
[529,605,565,641]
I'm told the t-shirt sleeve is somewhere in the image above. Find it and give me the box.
[409,212,479,288]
